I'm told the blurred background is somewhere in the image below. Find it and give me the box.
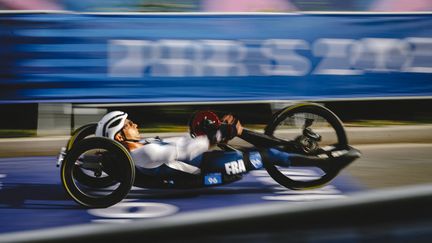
[0,0,431,188]
[0,0,431,12]
[0,1,430,133]
[0,1,431,241]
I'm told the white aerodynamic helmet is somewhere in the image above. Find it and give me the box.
[95,111,128,140]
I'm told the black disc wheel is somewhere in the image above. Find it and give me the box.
[61,137,135,208]
[263,103,348,190]
[66,123,116,188]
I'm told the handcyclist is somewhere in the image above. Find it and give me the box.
[95,111,291,180]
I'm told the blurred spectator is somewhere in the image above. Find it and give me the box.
[1,0,431,13]
[291,0,371,11]
[371,0,432,11]
[202,0,297,12]
[0,0,198,12]
[62,0,199,12]
[0,0,63,10]
[62,0,140,12]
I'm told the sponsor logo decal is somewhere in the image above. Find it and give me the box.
[249,153,263,169]
[204,173,222,185]
[110,38,432,78]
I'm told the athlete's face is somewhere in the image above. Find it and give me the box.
[122,119,141,140]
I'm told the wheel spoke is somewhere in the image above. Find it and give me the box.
[263,103,348,189]
[61,137,135,208]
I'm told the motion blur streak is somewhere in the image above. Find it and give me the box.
[0,13,431,103]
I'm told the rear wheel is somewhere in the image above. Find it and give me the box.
[66,123,97,151]
[61,137,135,208]
[66,123,116,188]
[263,103,348,190]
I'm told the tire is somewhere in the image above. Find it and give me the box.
[61,137,135,208]
[263,103,348,190]
[66,123,116,188]
[66,123,97,151]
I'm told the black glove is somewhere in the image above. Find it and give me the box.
[218,121,238,143]
[200,115,238,144]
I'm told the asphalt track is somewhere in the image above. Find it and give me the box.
[1,143,431,234]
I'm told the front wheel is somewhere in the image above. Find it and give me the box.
[61,137,135,208]
[263,103,348,190]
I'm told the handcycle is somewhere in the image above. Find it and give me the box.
[57,103,360,208]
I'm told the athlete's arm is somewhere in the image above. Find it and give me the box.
[131,135,210,169]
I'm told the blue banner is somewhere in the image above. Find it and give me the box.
[0,13,431,103]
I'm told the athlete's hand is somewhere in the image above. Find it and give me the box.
[221,114,243,136]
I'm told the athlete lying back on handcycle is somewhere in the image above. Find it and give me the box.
[59,103,360,208]
[97,111,291,179]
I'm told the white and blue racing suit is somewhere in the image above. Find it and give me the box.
[130,135,291,178]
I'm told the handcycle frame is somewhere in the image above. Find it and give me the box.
[58,103,360,208]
